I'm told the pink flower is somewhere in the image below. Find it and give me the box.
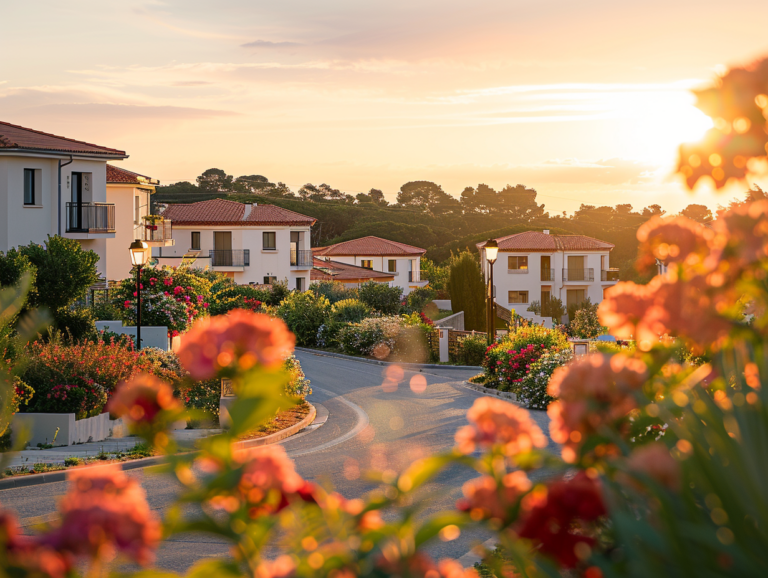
[456,471,531,522]
[107,374,180,425]
[455,397,547,456]
[124,300,131,308]
[203,302,209,308]
[173,286,182,295]
[622,442,681,491]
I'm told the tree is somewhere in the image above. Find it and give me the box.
[368,188,387,206]
[446,252,485,331]
[358,282,402,315]
[397,181,460,215]
[20,235,99,313]
[234,175,270,194]
[197,168,233,193]
[679,204,713,224]
[0,248,37,308]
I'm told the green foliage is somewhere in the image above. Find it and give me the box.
[30,382,108,419]
[338,316,402,356]
[358,281,402,315]
[329,299,371,324]
[91,301,122,321]
[63,456,81,467]
[503,324,570,352]
[570,300,603,338]
[518,349,573,409]
[276,291,330,347]
[447,252,485,331]
[420,258,449,297]
[267,280,290,305]
[309,281,358,304]
[405,286,437,313]
[456,333,487,366]
[52,307,96,342]
[0,248,37,310]
[209,284,271,316]
[182,378,221,419]
[20,235,99,312]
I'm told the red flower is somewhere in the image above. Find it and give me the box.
[107,374,180,425]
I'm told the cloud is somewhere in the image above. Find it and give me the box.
[171,80,214,87]
[241,39,304,50]
[22,103,239,121]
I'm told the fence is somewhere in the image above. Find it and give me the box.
[448,329,487,362]
[434,311,464,330]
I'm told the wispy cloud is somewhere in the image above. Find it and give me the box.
[241,39,304,50]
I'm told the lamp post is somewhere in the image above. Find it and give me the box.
[484,239,499,345]
[129,239,149,350]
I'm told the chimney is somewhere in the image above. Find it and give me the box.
[243,203,253,220]
[543,230,550,235]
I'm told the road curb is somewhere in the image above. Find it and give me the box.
[460,381,520,404]
[295,347,482,371]
[0,403,319,490]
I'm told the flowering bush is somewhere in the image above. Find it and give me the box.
[569,300,604,338]
[455,333,487,366]
[357,281,402,314]
[275,291,330,347]
[330,298,371,324]
[31,383,107,419]
[517,348,573,409]
[284,354,311,399]
[338,315,402,357]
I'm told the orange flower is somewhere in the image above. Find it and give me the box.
[455,397,547,456]
[457,471,532,523]
[177,310,295,380]
[623,442,681,491]
[0,510,70,578]
[598,281,659,349]
[636,215,714,273]
[107,373,179,425]
[44,466,161,565]
[709,199,768,277]
[547,354,647,463]
[255,555,296,578]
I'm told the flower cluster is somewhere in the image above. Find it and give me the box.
[518,348,573,409]
[107,373,182,439]
[34,383,108,419]
[338,315,403,358]
[455,397,548,455]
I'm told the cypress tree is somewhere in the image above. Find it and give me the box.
[446,251,486,331]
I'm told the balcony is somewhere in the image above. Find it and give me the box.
[140,219,175,247]
[65,202,115,235]
[562,268,594,282]
[290,249,313,268]
[507,268,529,274]
[209,249,250,269]
[541,268,555,281]
[601,268,620,282]
[409,270,421,282]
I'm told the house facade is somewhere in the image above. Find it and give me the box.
[312,236,428,295]
[106,165,174,281]
[0,121,128,279]
[311,257,396,287]
[478,230,619,322]
[159,199,316,289]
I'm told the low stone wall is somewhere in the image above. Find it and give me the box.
[13,413,113,447]
[95,321,169,351]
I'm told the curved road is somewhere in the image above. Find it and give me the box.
[0,351,552,572]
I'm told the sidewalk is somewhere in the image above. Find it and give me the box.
[5,428,222,468]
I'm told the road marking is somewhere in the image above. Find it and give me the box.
[286,388,369,458]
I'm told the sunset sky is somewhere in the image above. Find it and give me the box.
[3,0,768,214]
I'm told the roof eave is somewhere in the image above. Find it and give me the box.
[0,147,128,160]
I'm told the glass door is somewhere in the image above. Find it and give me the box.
[71,172,82,230]
[214,232,233,266]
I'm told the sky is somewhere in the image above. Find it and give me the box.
[2,0,768,215]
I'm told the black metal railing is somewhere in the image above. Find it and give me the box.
[409,270,421,282]
[601,269,620,281]
[141,219,173,243]
[209,249,250,267]
[562,268,594,282]
[290,249,313,267]
[66,203,115,233]
[541,268,555,281]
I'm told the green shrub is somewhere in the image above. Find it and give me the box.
[29,382,108,419]
[518,349,573,409]
[209,284,271,316]
[330,299,371,324]
[64,457,82,467]
[267,280,290,305]
[0,248,37,311]
[91,301,122,321]
[358,282,402,314]
[446,251,485,331]
[53,307,96,342]
[405,286,437,313]
[456,334,487,366]
[570,300,603,338]
[310,281,358,304]
[182,379,221,420]
[276,291,330,347]
[338,316,402,357]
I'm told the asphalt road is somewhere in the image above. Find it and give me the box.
[0,351,553,572]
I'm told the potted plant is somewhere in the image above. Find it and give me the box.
[143,214,163,231]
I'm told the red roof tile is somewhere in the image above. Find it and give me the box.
[311,257,396,282]
[160,199,315,226]
[0,120,126,157]
[477,231,614,252]
[107,164,158,185]
[314,236,426,257]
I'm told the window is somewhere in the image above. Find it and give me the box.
[361,259,373,269]
[296,277,304,291]
[191,232,201,250]
[24,169,35,205]
[263,232,276,250]
[507,256,528,270]
[264,276,277,285]
[388,259,397,273]
[508,291,529,304]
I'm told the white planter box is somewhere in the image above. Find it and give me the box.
[12,413,117,447]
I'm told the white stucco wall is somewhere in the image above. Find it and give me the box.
[106,184,151,281]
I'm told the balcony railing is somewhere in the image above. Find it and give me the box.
[507,268,529,274]
[140,219,173,243]
[601,268,620,281]
[290,249,313,267]
[562,268,594,282]
[209,249,250,267]
[541,268,555,281]
[66,202,115,233]
[409,270,421,282]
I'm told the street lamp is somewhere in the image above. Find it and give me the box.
[484,239,499,345]
[129,239,149,350]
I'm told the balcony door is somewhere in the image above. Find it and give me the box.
[290,231,301,265]
[541,255,551,281]
[567,255,585,280]
[214,232,232,266]
[71,172,83,230]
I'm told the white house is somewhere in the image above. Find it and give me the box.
[158,199,316,289]
[0,120,128,279]
[312,236,428,296]
[478,230,619,322]
[106,164,174,281]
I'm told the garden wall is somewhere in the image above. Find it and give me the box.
[13,413,115,447]
[95,321,169,351]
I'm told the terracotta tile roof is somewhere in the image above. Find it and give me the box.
[311,257,396,282]
[313,236,426,257]
[0,120,126,157]
[160,199,315,226]
[246,205,316,226]
[107,164,158,185]
[476,231,614,252]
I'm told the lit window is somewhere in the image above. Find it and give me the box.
[508,256,528,270]
[508,291,529,304]
[361,260,373,269]
[388,259,397,272]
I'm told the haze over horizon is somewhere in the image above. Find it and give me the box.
[3,0,768,214]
